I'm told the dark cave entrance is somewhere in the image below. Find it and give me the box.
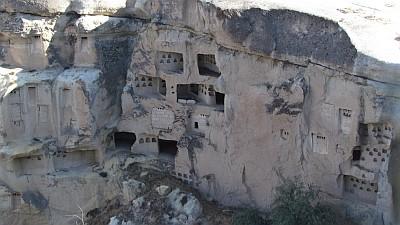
[216,92,225,105]
[197,54,221,77]
[158,139,178,162]
[352,146,361,161]
[114,132,136,150]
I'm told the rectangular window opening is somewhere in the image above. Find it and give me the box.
[216,92,225,105]
[80,37,89,52]
[158,79,166,96]
[198,54,221,77]
[158,139,178,163]
[352,146,361,161]
[177,84,199,102]
[158,51,184,74]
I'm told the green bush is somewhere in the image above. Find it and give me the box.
[270,178,335,225]
[232,208,268,225]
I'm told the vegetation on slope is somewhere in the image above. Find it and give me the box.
[233,178,356,225]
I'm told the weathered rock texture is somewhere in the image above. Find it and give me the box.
[0,0,399,225]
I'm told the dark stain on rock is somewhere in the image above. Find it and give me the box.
[95,36,136,109]
[266,97,285,113]
[222,8,357,67]
[22,191,48,210]
[180,195,188,206]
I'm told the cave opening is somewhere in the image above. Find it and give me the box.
[177,84,199,101]
[114,132,136,150]
[158,139,178,162]
[197,54,221,77]
[352,147,361,161]
[216,92,225,105]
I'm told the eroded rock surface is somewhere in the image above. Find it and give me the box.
[0,0,399,225]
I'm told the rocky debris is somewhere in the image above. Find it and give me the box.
[86,162,232,225]
[131,196,145,209]
[140,171,149,177]
[108,216,134,225]
[122,179,146,203]
[156,185,171,196]
[122,156,158,170]
[108,217,119,225]
[165,188,203,225]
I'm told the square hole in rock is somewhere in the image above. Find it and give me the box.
[158,139,178,163]
[198,54,221,77]
[114,132,136,150]
[158,52,184,74]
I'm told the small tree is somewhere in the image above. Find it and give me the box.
[270,178,335,225]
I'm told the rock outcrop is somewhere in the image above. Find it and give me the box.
[0,0,399,225]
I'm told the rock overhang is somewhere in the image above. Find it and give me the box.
[207,0,400,63]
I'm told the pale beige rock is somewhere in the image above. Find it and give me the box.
[0,0,399,225]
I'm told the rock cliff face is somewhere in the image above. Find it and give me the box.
[0,0,399,225]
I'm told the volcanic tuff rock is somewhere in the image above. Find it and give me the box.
[0,0,399,225]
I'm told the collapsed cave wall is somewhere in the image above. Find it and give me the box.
[0,0,399,225]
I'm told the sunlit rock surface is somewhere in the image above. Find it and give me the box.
[0,0,399,225]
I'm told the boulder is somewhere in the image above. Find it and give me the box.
[122,179,145,203]
[156,185,171,196]
[167,189,202,221]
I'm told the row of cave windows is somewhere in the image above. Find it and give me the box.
[138,137,157,144]
[350,184,378,193]
[360,156,387,163]
[133,77,218,99]
[135,77,153,82]
[171,171,193,179]
[371,126,392,133]
[315,135,326,140]
[348,177,378,193]
[160,57,183,64]
[10,89,19,95]
[159,53,216,65]
[12,120,23,127]
[134,77,166,88]
[159,53,220,76]
[364,147,389,154]
[353,146,389,162]
[136,82,153,87]
[360,124,393,136]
